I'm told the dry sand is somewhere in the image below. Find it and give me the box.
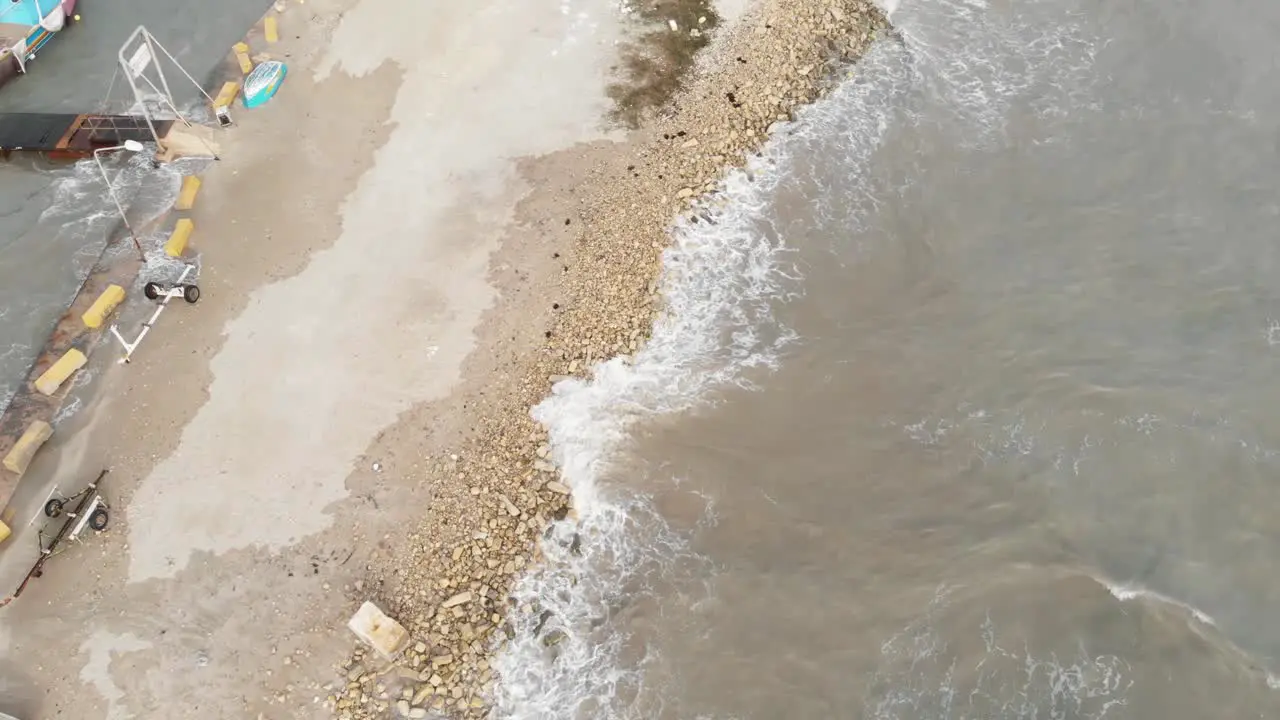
[0,0,886,717]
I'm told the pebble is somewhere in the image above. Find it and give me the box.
[442,592,473,608]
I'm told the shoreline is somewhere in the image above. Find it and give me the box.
[338,0,888,716]
[0,0,888,717]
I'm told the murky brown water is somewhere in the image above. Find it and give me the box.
[497,0,1280,717]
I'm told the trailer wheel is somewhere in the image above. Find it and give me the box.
[43,498,64,518]
[182,284,200,304]
[88,507,109,532]
[144,282,161,300]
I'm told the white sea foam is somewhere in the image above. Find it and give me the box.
[1100,579,1218,628]
[52,365,96,427]
[868,588,1132,719]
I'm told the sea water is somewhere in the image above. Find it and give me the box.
[494,0,1280,717]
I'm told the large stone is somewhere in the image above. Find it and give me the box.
[347,602,409,660]
[442,591,473,608]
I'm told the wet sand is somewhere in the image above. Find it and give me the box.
[0,0,885,717]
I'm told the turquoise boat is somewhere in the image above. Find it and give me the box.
[0,0,78,88]
[242,59,286,109]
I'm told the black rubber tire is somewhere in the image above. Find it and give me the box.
[43,498,63,518]
[88,507,109,532]
[183,284,200,304]
[144,282,161,300]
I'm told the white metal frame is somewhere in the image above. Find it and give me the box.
[66,494,107,543]
[109,264,196,364]
[117,26,220,156]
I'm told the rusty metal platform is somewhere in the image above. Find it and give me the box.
[0,113,175,156]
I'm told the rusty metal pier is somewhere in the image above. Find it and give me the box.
[0,112,175,158]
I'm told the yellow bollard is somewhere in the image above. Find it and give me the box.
[82,285,126,329]
[264,16,279,43]
[34,348,87,396]
[213,80,240,110]
[176,176,202,210]
[234,42,253,74]
[2,420,53,476]
[165,218,194,258]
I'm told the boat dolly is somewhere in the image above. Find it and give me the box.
[2,469,110,606]
[109,264,200,363]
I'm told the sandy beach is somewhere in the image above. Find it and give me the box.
[0,0,884,717]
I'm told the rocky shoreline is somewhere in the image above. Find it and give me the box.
[332,0,888,717]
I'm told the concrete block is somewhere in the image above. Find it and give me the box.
[264,16,279,43]
[3,421,53,476]
[348,601,409,660]
[35,348,87,396]
[165,218,194,258]
[235,47,253,75]
[213,81,240,110]
[175,176,202,210]
[82,285,126,329]
[0,519,10,544]
[157,125,222,163]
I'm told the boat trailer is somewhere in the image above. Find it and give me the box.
[4,469,110,605]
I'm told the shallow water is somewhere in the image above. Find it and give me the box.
[495,0,1280,717]
[0,0,271,415]
[0,155,183,415]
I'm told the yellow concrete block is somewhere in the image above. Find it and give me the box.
[235,48,253,75]
[0,519,10,545]
[35,348,87,396]
[165,218,194,258]
[82,284,126,329]
[233,41,249,53]
[264,16,279,43]
[176,176,202,210]
[213,80,240,109]
[2,421,53,476]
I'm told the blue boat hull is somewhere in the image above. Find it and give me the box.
[242,60,287,109]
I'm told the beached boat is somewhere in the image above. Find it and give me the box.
[0,0,77,89]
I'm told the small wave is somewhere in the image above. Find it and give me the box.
[868,588,1132,719]
[52,366,96,427]
[1098,578,1217,627]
